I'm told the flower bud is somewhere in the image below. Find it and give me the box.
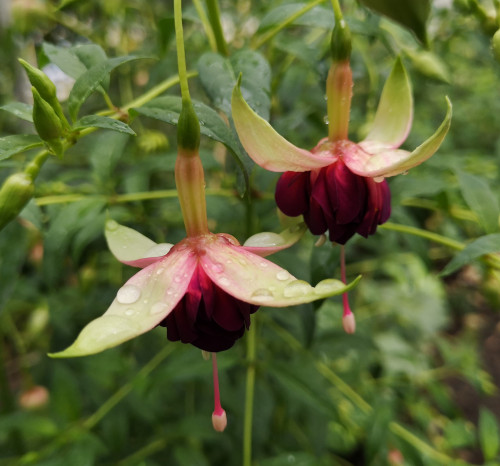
[19,58,57,103]
[0,172,35,231]
[32,87,64,151]
[330,18,352,62]
[177,99,200,151]
[212,409,227,432]
[342,311,356,334]
[19,386,49,410]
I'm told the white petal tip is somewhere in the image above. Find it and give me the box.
[212,410,227,432]
[343,313,356,334]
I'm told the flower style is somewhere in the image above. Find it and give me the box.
[231,57,452,244]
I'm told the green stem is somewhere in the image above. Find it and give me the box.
[253,0,327,49]
[379,222,464,251]
[330,0,343,21]
[174,0,191,101]
[243,319,257,466]
[193,0,218,52]
[205,0,229,56]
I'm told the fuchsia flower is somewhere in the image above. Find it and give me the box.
[231,57,452,244]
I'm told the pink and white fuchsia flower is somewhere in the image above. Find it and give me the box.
[231,57,452,244]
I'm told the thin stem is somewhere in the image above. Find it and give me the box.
[253,0,327,49]
[243,318,257,466]
[193,0,218,52]
[330,0,343,21]
[212,353,223,414]
[205,0,229,56]
[174,0,191,101]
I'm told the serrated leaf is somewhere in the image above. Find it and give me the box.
[74,115,136,135]
[457,171,500,234]
[0,102,34,122]
[440,234,500,276]
[479,408,500,461]
[68,55,154,121]
[360,0,431,46]
[0,134,44,160]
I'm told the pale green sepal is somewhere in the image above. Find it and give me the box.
[347,97,452,178]
[364,57,413,149]
[203,241,360,307]
[242,223,307,257]
[49,250,196,358]
[231,79,332,172]
[105,219,173,266]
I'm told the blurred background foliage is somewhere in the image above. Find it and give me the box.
[1,0,500,464]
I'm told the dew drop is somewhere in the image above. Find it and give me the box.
[323,115,329,125]
[166,287,175,295]
[219,277,230,287]
[106,220,119,231]
[283,280,313,298]
[145,243,173,258]
[259,261,268,268]
[151,302,168,315]
[211,263,224,273]
[243,232,285,248]
[373,176,385,183]
[116,285,141,304]
[314,279,342,295]
[251,288,274,302]
[156,268,165,275]
[124,308,136,316]
[174,276,182,283]
[276,270,290,281]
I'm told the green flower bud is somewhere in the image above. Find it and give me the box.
[177,99,200,151]
[492,29,500,63]
[19,58,57,103]
[32,87,64,142]
[0,172,35,231]
[330,19,352,62]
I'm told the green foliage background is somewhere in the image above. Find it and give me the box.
[1,0,500,464]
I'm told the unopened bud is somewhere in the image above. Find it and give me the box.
[19,385,49,410]
[19,58,57,103]
[32,87,64,142]
[0,172,35,231]
[212,409,227,432]
[177,99,200,151]
[342,311,356,334]
[492,29,500,63]
[330,18,352,62]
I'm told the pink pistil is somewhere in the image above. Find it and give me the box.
[211,352,227,432]
[340,245,356,334]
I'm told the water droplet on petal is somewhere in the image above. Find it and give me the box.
[151,302,168,315]
[219,277,230,287]
[251,288,274,302]
[174,276,182,283]
[106,220,119,231]
[276,270,290,281]
[243,232,285,248]
[373,176,385,183]
[124,308,136,316]
[156,268,164,275]
[145,243,173,258]
[283,280,313,298]
[314,279,342,295]
[116,284,141,304]
[259,261,268,268]
[211,263,224,273]
[166,287,175,295]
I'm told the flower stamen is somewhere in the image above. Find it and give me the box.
[211,352,227,432]
[340,245,356,334]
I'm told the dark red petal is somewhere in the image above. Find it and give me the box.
[275,171,310,216]
[213,287,246,332]
[329,162,366,224]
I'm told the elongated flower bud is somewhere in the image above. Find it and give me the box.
[32,87,63,142]
[330,18,352,63]
[0,172,35,231]
[177,99,200,151]
[19,58,57,103]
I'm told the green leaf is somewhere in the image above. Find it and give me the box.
[42,42,88,79]
[0,102,34,122]
[360,0,430,46]
[258,3,334,31]
[68,55,154,121]
[0,134,44,160]
[440,234,500,276]
[198,49,271,120]
[74,115,136,135]
[457,171,499,234]
[479,408,500,461]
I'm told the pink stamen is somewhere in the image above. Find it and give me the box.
[211,352,227,432]
[340,245,356,334]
